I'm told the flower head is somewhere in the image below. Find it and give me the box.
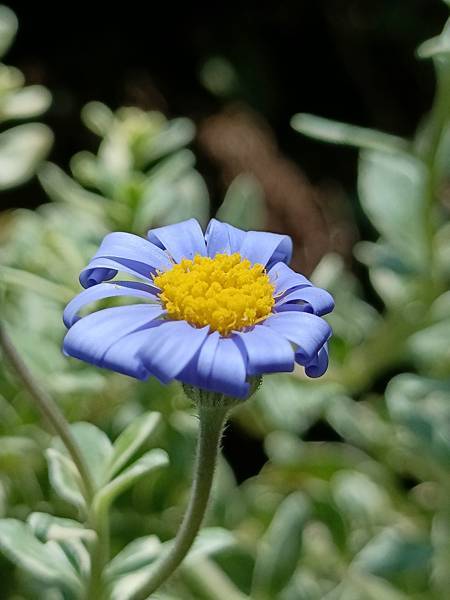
[63,219,334,398]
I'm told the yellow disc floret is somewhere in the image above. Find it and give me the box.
[153,253,275,336]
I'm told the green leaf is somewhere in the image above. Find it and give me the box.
[357,150,428,270]
[46,448,86,510]
[216,173,266,231]
[0,5,18,59]
[107,411,162,480]
[0,519,82,594]
[0,85,52,122]
[386,374,450,464]
[291,113,408,153]
[94,449,168,510]
[252,492,311,598]
[0,123,53,189]
[53,422,113,489]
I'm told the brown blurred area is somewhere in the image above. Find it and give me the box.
[199,106,356,274]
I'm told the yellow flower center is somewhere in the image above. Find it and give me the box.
[153,253,275,336]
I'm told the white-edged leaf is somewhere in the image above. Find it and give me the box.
[0,519,82,594]
[107,412,162,480]
[0,123,53,189]
[291,113,408,152]
[27,512,95,544]
[105,535,162,580]
[95,449,168,510]
[46,448,86,510]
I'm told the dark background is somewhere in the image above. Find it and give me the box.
[5,0,447,208]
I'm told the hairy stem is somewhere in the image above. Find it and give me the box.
[136,404,229,599]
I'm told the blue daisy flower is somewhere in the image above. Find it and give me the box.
[63,219,334,398]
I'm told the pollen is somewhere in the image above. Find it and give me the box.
[153,253,275,336]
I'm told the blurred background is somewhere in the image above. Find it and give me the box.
[0,1,449,598]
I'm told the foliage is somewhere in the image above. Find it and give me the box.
[0,4,450,599]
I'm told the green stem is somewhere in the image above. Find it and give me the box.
[136,404,229,599]
[86,510,109,600]
[0,322,95,502]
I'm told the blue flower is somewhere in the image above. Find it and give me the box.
[63,219,334,398]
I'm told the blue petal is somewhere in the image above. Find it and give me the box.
[268,262,312,295]
[234,326,294,375]
[147,219,206,262]
[303,344,329,377]
[205,219,246,257]
[63,281,160,328]
[63,305,164,377]
[179,333,250,398]
[275,286,335,316]
[80,232,172,288]
[239,231,293,267]
[138,321,210,384]
[263,311,331,363]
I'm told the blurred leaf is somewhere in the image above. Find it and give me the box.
[0,123,53,189]
[252,492,310,598]
[331,471,390,522]
[0,519,82,594]
[46,448,85,510]
[291,113,408,152]
[107,411,162,480]
[200,56,240,98]
[417,20,450,59]
[353,527,432,578]
[0,5,18,59]
[141,117,196,164]
[38,161,109,218]
[81,101,114,137]
[358,150,428,270]
[0,85,51,122]
[217,173,266,230]
[386,374,450,464]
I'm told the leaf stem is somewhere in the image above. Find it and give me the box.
[0,321,95,502]
[136,404,229,599]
